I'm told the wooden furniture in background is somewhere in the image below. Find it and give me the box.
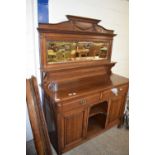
[37,15,129,155]
[26,76,53,155]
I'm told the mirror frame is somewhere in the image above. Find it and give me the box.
[38,15,116,71]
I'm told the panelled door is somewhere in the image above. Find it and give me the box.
[61,107,87,149]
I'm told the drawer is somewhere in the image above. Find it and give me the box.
[62,93,100,112]
[110,84,128,97]
[100,90,111,101]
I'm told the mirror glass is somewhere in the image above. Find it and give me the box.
[46,41,109,64]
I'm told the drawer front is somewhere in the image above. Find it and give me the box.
[100,90,111,101]
[110,84,128,97]
[61,85,128,112]
[62,93,100,112]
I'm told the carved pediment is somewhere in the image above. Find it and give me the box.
[38,15,116,36]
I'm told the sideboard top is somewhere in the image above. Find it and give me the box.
[44,74,129,103]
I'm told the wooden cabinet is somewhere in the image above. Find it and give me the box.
[62,108,87,149]
[38,15,129,155]
[108,85,128,126]
[44,83,128,154]
[108,94,126,125]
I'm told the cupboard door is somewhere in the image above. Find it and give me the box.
[63,109,86,148]
[108,95,126,125]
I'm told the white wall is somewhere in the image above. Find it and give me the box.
[26,0,40,78]
[49,0,129,77]
[26,0,41,141]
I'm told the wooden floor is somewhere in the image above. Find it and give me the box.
[26,126,129,155]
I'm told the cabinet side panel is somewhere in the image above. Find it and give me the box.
[44,99,58,152]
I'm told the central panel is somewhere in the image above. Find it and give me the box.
[46,41,110,64]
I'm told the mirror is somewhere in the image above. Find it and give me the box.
[46,41,110,64]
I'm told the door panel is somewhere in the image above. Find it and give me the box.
[108,95,125,124]
[63,110,85,147]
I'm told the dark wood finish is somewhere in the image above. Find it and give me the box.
[37,15,129,155]
[43,74,128,154]
[87,113,106,136]
[38,15,116,72]
[38,15,115,35]
[63,108,86,148]
[26,76,53,155]
[108,95,125,123]
[42,61,116,83]
[89,102,108,117]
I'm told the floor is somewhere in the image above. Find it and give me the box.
[26,126,129,155]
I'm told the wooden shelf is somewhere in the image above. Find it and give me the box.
[89,102,108,118]
[87,102,108,137]
[87,114,106,137]
[89,106,107,117]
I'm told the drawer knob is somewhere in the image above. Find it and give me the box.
[80,99,86,105]
[120,88,123,91]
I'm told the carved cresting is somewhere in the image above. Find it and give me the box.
[72,21,95,32]
[67,15,113,34]
[38,15,115,36]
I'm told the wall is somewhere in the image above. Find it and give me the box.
[49,0,129,77]
[26,0,41,141]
